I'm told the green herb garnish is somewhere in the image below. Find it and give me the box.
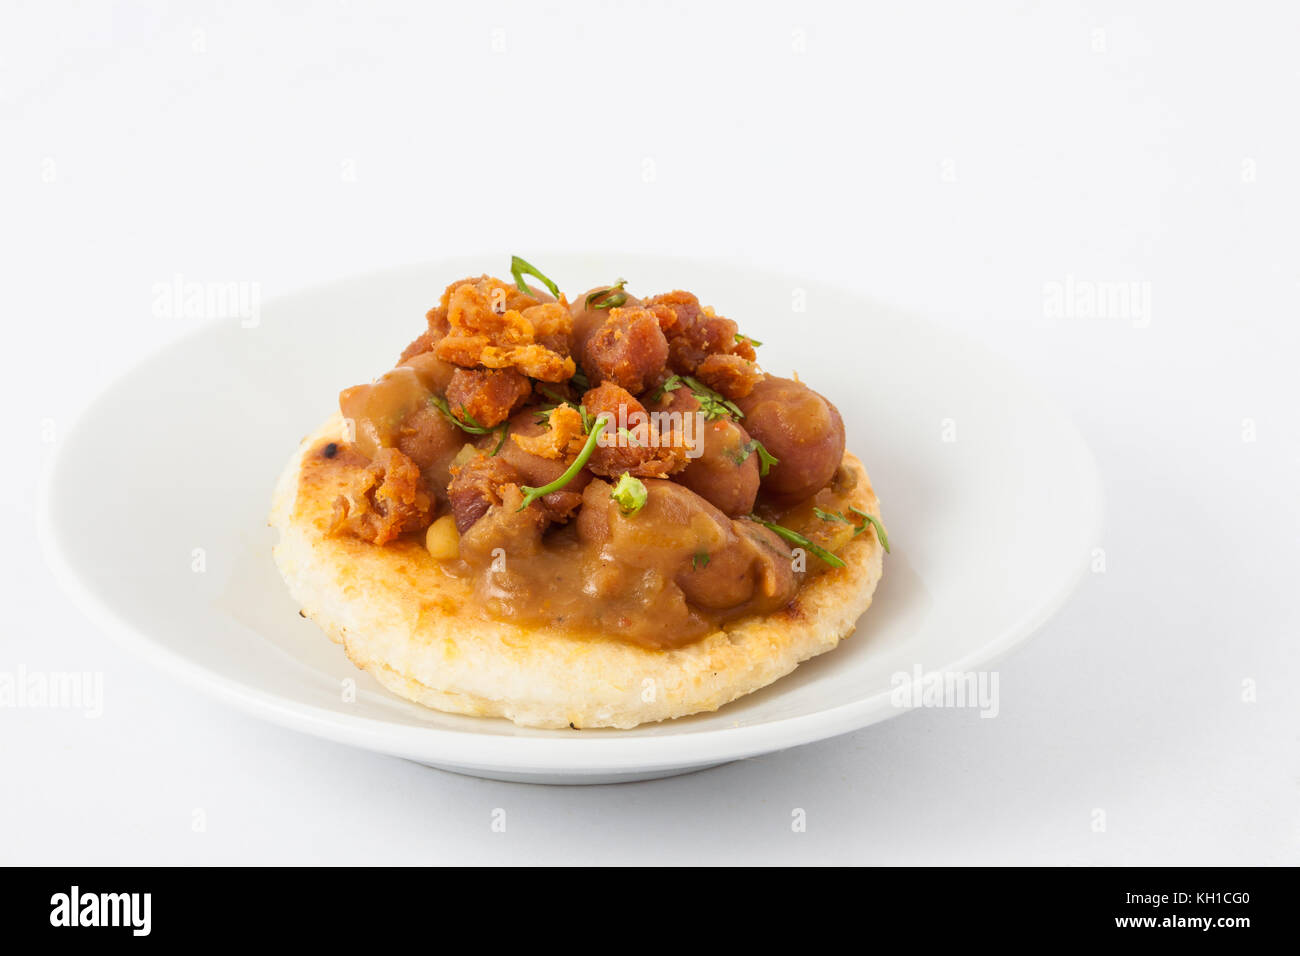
[648,375,684,403]
[735,333,763,347]
[533,399,592,434]
[850,506,890,553]
[586,280,628,311]
[430,396,509,453]
[732,439,778,476]
[536,383,567,404]
[571,367,590,392]
[748,516,846,568]
[751,441,778,476]
[682,376,743,421]
[610,473,648,515]
[815,506,891,553]
[491,423,510,456]
[430,395,495,435]
[647,374,741,420]
[517,414,610,511]
[693,551,710,569]
[510,255,560,299]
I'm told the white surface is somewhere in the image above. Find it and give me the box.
[3,1,1297,861]
[39,255,1101,782]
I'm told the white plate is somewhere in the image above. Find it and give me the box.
[40,255,1100,784]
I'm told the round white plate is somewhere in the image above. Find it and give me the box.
[40,255,1100,784]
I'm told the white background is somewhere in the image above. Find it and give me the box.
[4,1,1298,864]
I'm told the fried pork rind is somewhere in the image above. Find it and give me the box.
[434,276,576,382]
[582,382,689,479]
[694,352,763,400]
[511,404,586,460]
[645,290,758,382]
[444,367,532,428]
[580,306,670,393]
[528,302,575,357]
[446,453,519,534]
[330,447,433,545]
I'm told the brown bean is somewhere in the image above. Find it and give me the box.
[648,387,758,516]
[735,376,845,502]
